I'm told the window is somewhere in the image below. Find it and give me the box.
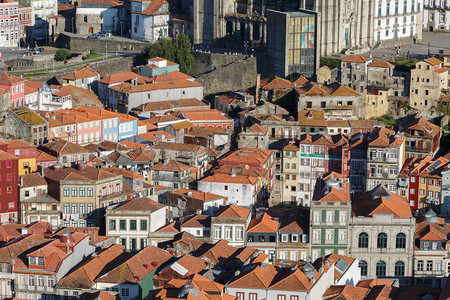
[87,188,93,197]
[79,188,85,197]
[225,226,233,240]
[140,220,147,231]
[87,204,93,213]
[214,226,222,239]
[418,260,424,271]
[37,275,44,287]
[359,260,368,276]
[395,261,405,276]
[376,261,386,277]
[63,188,70,197]
[71,204,77,214]
[140,238,147,249]
[377,232,387,248]
[119,220,126,230]
[28,275,35,286]
[109,220,116,230]
[249,293,257,300]
[71,187,77,197]
[130,220,137,230]
[277,296,286,300]
[358,232,369,248]
[236,227,243,241]
[121,288,129,297]
[396,233,406,248]
[236,292,244,300]
[427,260,433,271]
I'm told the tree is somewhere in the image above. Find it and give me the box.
[137,34,195,74]
[54,48,72,61]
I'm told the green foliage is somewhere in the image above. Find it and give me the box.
[83,49,100,60]
[137,34,195,74]
[377,114,398,126]
[320,57,341,68]
[394,57,416,72]
[54,48,72,62]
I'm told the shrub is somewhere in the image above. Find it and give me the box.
[54,48,72,61]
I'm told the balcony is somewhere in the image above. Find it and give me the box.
[405,146,432,152]
[415,270,444,275]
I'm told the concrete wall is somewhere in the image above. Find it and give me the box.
[190,52,257,96]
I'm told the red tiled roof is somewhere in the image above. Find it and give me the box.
[200,173,258,185]
[368,60,394,68]
[152,160,190,172]
[424,57,443,65]
[247,210,280,233]
[172,188,224,202]
[0,71,26,85]
[62,65,100,81]
[342,55,371,63]
[260,76,293,90]
[115,197,163,212]
[213,204,250,218]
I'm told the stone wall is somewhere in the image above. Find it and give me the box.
[190,52,257,96]
[25,56,135,84]
[54,33,148,53]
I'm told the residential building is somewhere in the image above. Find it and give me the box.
[93,245,173,299]
[246,210,279,260]
[214,92,253,115]
[310,173,351,260]
[180,214,211,238]
[297,110,327,134]
[0,71,26,108]
[106,197,165,251]
[341,55,372,94]
[131,0,169,42]
[296,79,363,120]
[400,117,441,159]
[108,79,203,113]
[75,0,124,35]
[367,60,408,97]
[55,244,125,297]
[349,132,368,195]
[105,167,146,195]
[150,160,194,189]
[294,133,351,206]
[316,65,340,83]
[210,204,251,247]
[44,163,124,227]
[423,0,450,32]
[51,84,103,108]
[14,230,95,300]
[166,188,226,216]
[183,126,232,154]
[40,139,90,167]
[18,4,32,46]
[0,150,18,223]
[176,109,234,129]
[97,71,152,105]
[61,65,101,90]
[364,85,390,119]
[19,173,60,227]
[74,107,120,142]
[7,106,49,145]
[25,81,62,111]
[277,208,310,262]
[0,1,20,48]
[198,173,259,207]
[54,109,103,145]
[152,142,208,170]
[237,123,269,149]
[413,209,448,288]
[266,9,319,78]
[131,98,209,118]
[366,127,405,193]
[106,146,155,181]
[37,111,78,143]
[36,149,57,169]
[349,185,415,280]
[402,156,448,211]
[18,0,58,23]
[138,57,179,77]
[4,139,37,175]
[410,57,448,109]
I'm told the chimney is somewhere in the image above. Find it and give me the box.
[164,159,169,165]
[255,74,261,103]
[151,261,158,267]
[144,264,149,269]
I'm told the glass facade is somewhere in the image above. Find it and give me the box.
[287,15,316,77]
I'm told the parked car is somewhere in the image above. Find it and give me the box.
[87,34,98,39]
[29,49,40,54]
[97,31,108,37]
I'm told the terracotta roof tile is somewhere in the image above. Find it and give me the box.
[424,57,443,65]
[114,197,163,212]
[213,204,250,218]
[152,160,190,172]
[181,214,211,228]
[172,188,224,202]
[62,65,100,81]
[41,139,89,155]
[0,71,26,85]
[260,76,293,90]
[20,173,47,187]
[368,60,394,68]
[342,55,371,63]
[200,173,258,185]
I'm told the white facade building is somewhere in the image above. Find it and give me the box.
[131,0,170,42]
[423,0,450,32]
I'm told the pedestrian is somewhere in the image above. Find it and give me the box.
[413,37,416,44]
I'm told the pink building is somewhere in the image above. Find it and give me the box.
[0,71,26,107]
[55,110,103,145]
[0,0,19,48]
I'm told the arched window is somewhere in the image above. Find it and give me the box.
[376,261,386,277]
[358,232,369,248]
[37,275,44,287]
[377,232,387,248]
[396,233,406,248]
[395,261,405,276]
[359,260,368,276]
